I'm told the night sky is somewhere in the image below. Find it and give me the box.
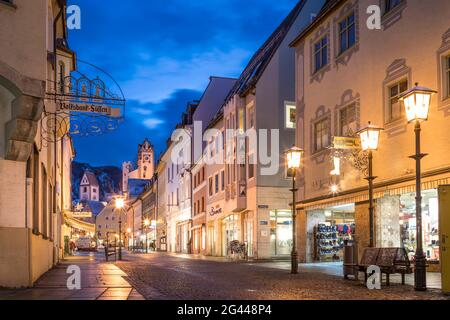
[68,0,298,167]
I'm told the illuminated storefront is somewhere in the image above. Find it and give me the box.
[270,211,293,257]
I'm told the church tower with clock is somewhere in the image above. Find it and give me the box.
[122,138,155,193]
[137,139,154,179]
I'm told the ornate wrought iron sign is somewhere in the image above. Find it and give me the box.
[42,59,126,143]
[330,132,369,177]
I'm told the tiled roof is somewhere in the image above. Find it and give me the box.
[82,171,100,187]
[227,0,308,98]
[83,201,106,216]
[290,0,345,47]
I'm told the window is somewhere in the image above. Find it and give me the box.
[388,80,408,122]
[238,109,245,132]
[221,171,225,191]
[285,103,296,129]
[209,177,213,196]
[385,0,402,13]
[314,36,328,72]
[98,225,101,229]
[41,165,48,237]
[215,174,219,194]
[83,187,87,193]
[194,202,197,215]
[201,197,205,212]
[339,104,357,136]
[93,188,97,194]
[314,118,330,152]
[247,106,255,128]
[338,12,356,54]
[446,56,450,99]
[58,62,65,93]
[248,155,255,179]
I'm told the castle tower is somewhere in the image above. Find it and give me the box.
[137,139,154,179]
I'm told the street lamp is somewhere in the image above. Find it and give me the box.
[357,122,383,248]
[286,146,304,274]
[400,83,437,291]
[115,197,125,260]
[144,218,150,254]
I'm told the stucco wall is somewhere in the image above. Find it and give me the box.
[295,0,450,202]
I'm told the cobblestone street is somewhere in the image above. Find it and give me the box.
[115,253,448,300]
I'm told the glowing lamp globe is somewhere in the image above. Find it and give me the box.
[400,83,436,123]
[357,122,383,151]
[115,198,125,210]
[286,146,304,170]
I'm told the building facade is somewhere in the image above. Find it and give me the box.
[0,0,76,287]
[291,0,450,268]
[191,77,237,255]
[216,0,326,259]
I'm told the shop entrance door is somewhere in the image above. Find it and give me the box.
[439,185,450,294]
[222,215,238,256]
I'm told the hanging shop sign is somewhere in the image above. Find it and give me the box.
[333,136,361,150]
[57,101,122,118]
[66,211,93,219]
[209,206,223,217]
[42,58,126,144]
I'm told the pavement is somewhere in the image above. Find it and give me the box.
[116,252,448,300]
[0,251,448,300]
[0,252,144,300]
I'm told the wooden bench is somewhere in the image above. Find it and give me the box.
[358,248,413,286]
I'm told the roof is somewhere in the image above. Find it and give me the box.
[128,179,152,200]
[227,0,308,99]
[290,0,345,47]
[193,76,237,125]
[81,171,100,187]
[83,201,106,216]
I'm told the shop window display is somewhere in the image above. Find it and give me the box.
[399,189,439,262]
[270,211,293,256]
[312,209,355,262]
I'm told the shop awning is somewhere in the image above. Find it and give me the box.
[65,216,96,234]
[298,171,450,211]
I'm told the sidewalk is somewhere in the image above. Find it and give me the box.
[155,251,443,290]
[0,252,144,300]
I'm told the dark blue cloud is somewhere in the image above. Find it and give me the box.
[73,89,202,167]
[68,0,298,166]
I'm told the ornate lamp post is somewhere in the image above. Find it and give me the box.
[357,122,383,248]
[400,83,437,291]
[144,218,150,254]
[285,146,304,274]
[115,197,125,260]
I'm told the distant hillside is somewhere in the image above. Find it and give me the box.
[72,162,122,202]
